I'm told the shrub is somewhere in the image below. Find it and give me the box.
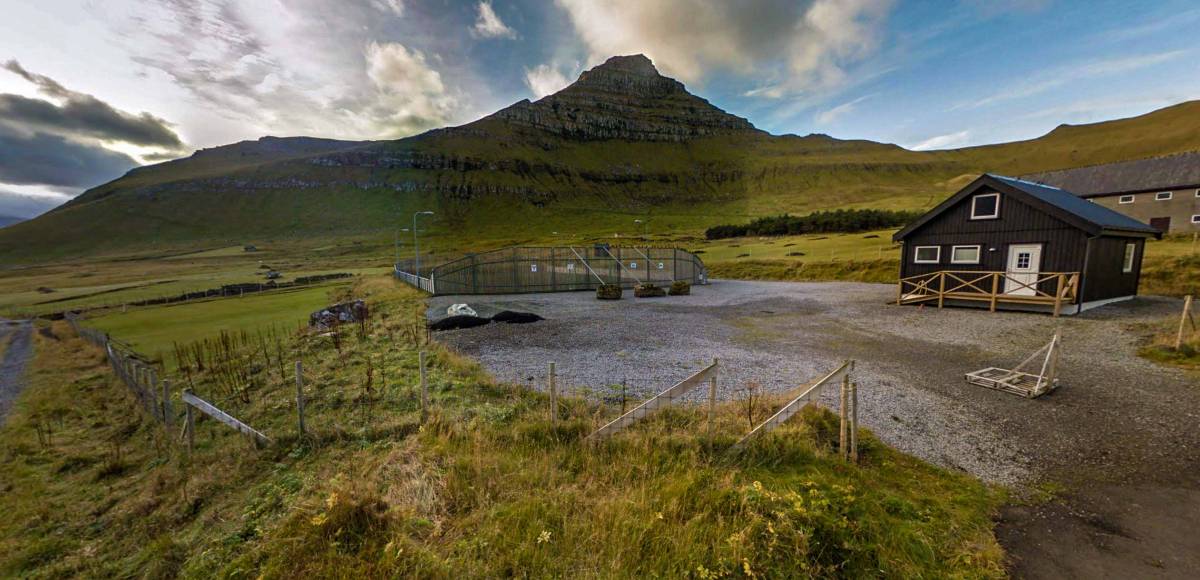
[668,281,691,296]
[634,283,666,298]
[704,209,922,240]
[596,284,622,300]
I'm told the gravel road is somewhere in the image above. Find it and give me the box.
[429,281,1198,486]
[0,319,33,426]
[430,280,1200,577]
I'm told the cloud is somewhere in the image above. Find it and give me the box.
[0,124,138,189]
[364,42,460,135]
[814,94,872,124]
[115,0,474,141]
[910,130,970,151]
[555,0,894,94]
[524,64,572,99]
[955,50,1187,110]
[742,85,785,99]
[371,0,404,16]
[0,189,71,219]
[2,61,184,150]
[471,1,517,39]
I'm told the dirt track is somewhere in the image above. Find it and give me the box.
[0,319,33,426]
[430,280,1200,578]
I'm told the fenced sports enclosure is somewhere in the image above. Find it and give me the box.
[395,245,707,295]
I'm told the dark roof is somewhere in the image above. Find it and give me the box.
[1021,150,1200,196]
[894,174,1162,241]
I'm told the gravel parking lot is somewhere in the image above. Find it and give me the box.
[431,279,1200,577]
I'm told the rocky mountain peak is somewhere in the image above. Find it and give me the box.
[480,54,760,142]
[578,54,659,80]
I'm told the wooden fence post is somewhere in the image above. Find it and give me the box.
[707,358,718,437]
[839,373,849,461]
[937,272,945,309]
[990,273,999,312]
[295,361,307,437]
[1176,295,1194,351]
[161,379,172,429]
[419,350,428,423]
[548,362,557,425]
[849,382,859,463]
[184,390,195,452]
[1053,274,1066,318]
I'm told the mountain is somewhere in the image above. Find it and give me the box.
[4,54,1200,262]
[0,215,24,228]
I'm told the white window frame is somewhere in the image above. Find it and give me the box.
[950,245,981,264]
[970,193,1001,220]
[1155,191,1172,201]
[1122,243,1136,273]
[1195,189,1200,198]
[913,246,941,264]
[1118,195,1135,204]
[1191,214,1200,224]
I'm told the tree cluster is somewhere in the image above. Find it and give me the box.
[705,209,921,240]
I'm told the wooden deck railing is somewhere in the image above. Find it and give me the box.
[897,270,1080,317]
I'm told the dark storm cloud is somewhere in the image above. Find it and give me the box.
[1,60,184,149]
[0,190,66,219]
[0,124,138,189]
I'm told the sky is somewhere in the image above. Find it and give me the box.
[1,0,1198,218]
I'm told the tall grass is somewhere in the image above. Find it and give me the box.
[0,276,1005,578]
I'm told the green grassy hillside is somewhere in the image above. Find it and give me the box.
[3,54,1200,265]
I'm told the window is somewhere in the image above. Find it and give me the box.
[1119,195,1135,204]
[970,193,1000,219]
[1016,252,1032,269]
[950,245,981,264]
[1192,215,1200,224]
[913,246,940,263]
[1122,243,1136,273]
[1195,189,1200,198]
[1155,191,1172,201]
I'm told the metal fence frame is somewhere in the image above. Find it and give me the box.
[394,246,707,295]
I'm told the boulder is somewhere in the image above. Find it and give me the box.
[309,300,369,330]
[596,284,623,300]
[668,281,691,296]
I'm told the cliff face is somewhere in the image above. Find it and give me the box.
[478,55,760,142]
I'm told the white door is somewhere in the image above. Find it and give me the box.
[1005,244,1042,296]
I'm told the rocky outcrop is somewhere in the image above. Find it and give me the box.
[477,55,761,142]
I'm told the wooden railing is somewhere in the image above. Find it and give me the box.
[897,270,1080,317]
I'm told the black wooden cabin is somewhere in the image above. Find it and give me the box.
[893,174,1161,315]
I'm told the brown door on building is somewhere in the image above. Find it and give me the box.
[1149,217,1171,232]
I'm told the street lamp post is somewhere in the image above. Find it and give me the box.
[395,227,410,265]
[413,211,434,278]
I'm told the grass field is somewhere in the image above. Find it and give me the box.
[88,282,351,365]
[0,237,391,318]
[0,276,1006,578]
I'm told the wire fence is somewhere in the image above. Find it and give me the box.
[65,312,174,426]
[395,245,707,295]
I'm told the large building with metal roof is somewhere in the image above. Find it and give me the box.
[1022,151,1200,233]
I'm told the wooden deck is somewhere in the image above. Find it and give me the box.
[897,270,1080,317]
